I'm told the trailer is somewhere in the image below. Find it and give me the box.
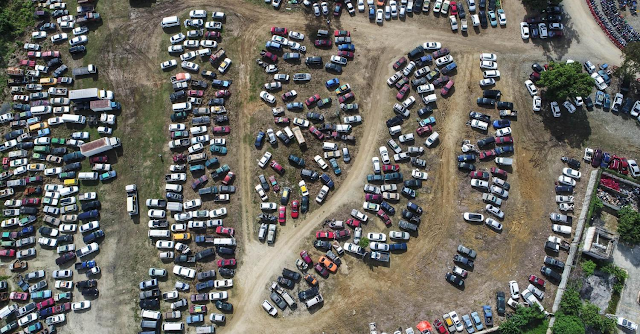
[270,282,297,309]
[72,64,97,77]
[195,235,216,244]
[90,100,121,112]
[79,137,121,157]
[292,126,306,148]
[69,88,99,101]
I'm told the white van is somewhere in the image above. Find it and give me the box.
[336,124,352,133]
[283,126,294,140]
[258,223,268,241]
[322,142,338,151]
[213,238,236,246]
[140,310,161,320]
[30,106,52,116]
[172,102,192,112]
[166,202,183,212]
[126,195,138,216]
[60,114,86,124]
[305,294,323,308]
[161,16,180,28]
[165,184,182,193]
[162,322,184,331]
[425,132,440,147]
[78,172,98,180]
[196,48,211,57]
[389,125,402,136]
[148,230,170,238]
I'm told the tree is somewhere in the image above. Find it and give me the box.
[498,305,546,334]
[538,62,595,102]
[617,206,640,245]
[581,302,615,333]
[559,288,582,316]
[616,42,640,80]
[552,315,586,334]
[581,260,596,276]
[358,237,369,249]
[521,0,562,10]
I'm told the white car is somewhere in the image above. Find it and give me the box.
[471,179,489,190]
[480,53,497,61]
[160,59,178,70]
[591,72,608,90]
[258,151,272,168]
[32,31,47,39]
[148,209,166,219]
[210,208,227,217]
[555,195,574,203]
[379,146,391,164]
[495,127,511,137]
[412,169,428,180]
[52,270,73,279]
[436,55,454,67]
[550,101,561,117]
[314,155,328,170]
[520,22,530,39]
[190,9,207,18]
[370,241,390,251]
[480,61,498,70]
[181,61,199,72]
[262,300,278,316]
[170,33,186,44]
[562,168,581,179]
[260,202,277,211]
[524,80,538,96]
[563,101,576,113]
[71,301,91,311]
[288,31,305,40]
[480,78,495,87]
[367,233,387,242]
[533,96,541,112]
[376,9,384,23]
[539,23,548,38]
[617,317,639,332]
[372,157,381,174]
[485,204,504,219]
[483,70,500,78]
[68,35,88,46]
[18,313,38,327]
[423,42,442,50]
[558,175,576,187]
[77,243,99,258]
[183,199,202,210]
[485,218,503,231]
[399,133,414,143]
[173,265,196,279]
[50,33,68,43]
[389,231,410,240]
[449,15,458,30]
[260,91,276,104]
[509,281,520,299]
[358,0,365,11]
[79,221,100,233]
[628,159,640,177]
[214,279,233,288]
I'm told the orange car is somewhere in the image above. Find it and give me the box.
[377,0,386,6]
[318,256,337,273]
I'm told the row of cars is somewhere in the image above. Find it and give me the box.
[253,28,361,244]
[0,0,111,332]
[139,11,237,333]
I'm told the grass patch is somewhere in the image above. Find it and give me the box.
[605,293,621,314]
[585,169,603,225]
[0,0,35,98]
[524,320,549,334]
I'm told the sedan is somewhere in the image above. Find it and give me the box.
[520,22,530,39]
[485,204,504,219]
[68,35,88,46]
[524,80,538,96]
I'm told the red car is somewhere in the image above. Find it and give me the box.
[315,231,335,239]
[173,154,187,163]
[334,229,351,239]
[434,319,447,334]
[22,197,41,206]
[416,125,433,136]
[495,135,513,144]
[215,90,231,98]
[314,263,329,278]
[268,175,280,192]
[0,249,16,257]
[222,171,235,185]
[9,292,28,301]
[281,90,297,101]
[334,30,351,37]
[393,57,407,70]
[278,205,286,224]
[300,250,313,265]
[291,200,299,218]
[479,150,496,160]
[205,31,221,39]
[262,51,278,62]
[216,226,235,237]
[89,155,108,164]
[42,51,60,58]
[217,258,236,267]
[27,51,40,58]
[314,39,332,47]
[338,51,354,58]
[450,1,458,15]
[270,26,287,36]
[345,218,361,228]
[37,298,55,310]
[529,275,546,287]
[305,94,320,106]
[187,90,204,97]
[212,126,230,134]
[382,164,400,173]
[308,126,324,140]
[396,84,410,100]
[274,117,290,125]
[491,167,508,179]
[377,210,392,226]
[270,160,284,174]
[20,59,36,67]
[440,80,454,96]
[365,193,382,203]
[338,92,354,103]
[469,171,490,180]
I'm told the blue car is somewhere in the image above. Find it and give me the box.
[492,119,510,129]
[369,7,375,19]
[195,280,214,292]
[494,145,514,155]
[190,164,205,173]
[99,170,117,181]
[442,62,457,74]
[418,116,436,127]
[337,43,355,52]
[325,77,340,89]
[320,173,334,188]
[36,128,50,138]
[265,41,282,51]
[286,102,304,110]
[186,314,204,324]
[329,158,341,176]
[603,94,611,110]
[380,201,395,215]
[457,154,477,162]
[254,131,265,149]
[389,243,407,251]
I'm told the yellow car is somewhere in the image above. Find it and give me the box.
[63,179,78,186]
[28,122,48,132]
[298,180,309,197]
[173,233,191,241]
[39,77,56,86]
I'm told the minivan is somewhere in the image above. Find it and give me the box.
[78,172,98,180]
[162,322,184,331]
[161,16,180,28]
[148,230,170,238]
[389,125,402,136]
[30,106,52,116]
[322,142,338,151]
[165,184,183,193]
[172,102,192,112]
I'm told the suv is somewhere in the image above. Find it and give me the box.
[305,56,323,66]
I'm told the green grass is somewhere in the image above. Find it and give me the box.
[0,0,35,98]
[606,293,621,314]
[524,320,549,334]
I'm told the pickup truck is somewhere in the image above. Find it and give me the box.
[369,251,389,262]
[270,282,297,308]
[499,110,517,118]
[72,64,97,77]
[195,235,216,244]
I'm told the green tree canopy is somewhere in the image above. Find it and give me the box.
[521,0,562,10]
[498,306,546,334]
[552,315,586,334]
[581,302,616,333]
[559,288,582,316]
[617,206,640,244]
[538,62,594,102]
[617,42,640,79]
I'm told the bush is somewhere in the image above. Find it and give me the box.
[581,260,596,276]
[581,302,616,333]
[358,237,369,249]
[559,288,582,316]
[602,264,627,294]
[552,315,585,334]
[498,306,546,334]
[617,206,640,245]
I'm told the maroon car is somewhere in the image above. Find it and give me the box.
[432,48,450,58]
[469,171,489,180]
[528,275,546,287]
[338,51,354,58]
[89,155,108,164]
[382,164,400,173]
[440,80,454,96]
[396,84,410,100]
[393,57,407,70]
[212,126,230,134]
[270,160,284,174]
[314,263,329,278]
[365,193,382,203]
[334,229,351,239]
[22,198,41,206]
[434,319,447,334]
[205,31,221,39]
[0,249,15,258]
[215,90,231,98]
[491,167,508,179]
[274,117,290,125]
[300,250,313,265]
[262,51,278,62]
[55,251,75,265]
[432,75,450,87]
[338,92,354,104]
[308,126,324,140]
[188,90,204,97]
[315,231,335,239]
[314,39,332,47]
[479,150,496,160]
[345,218,361,228]
[416,125,433,136]
[377,210,392,226]
[305,94,321,106]
[281,90,296,101]
[495,135,513,144]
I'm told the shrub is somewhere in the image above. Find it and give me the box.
[581,260,596,276]
[358,237,369,249]
[559,288,582,317]
[617,206,640,245]
[552,315,585,334]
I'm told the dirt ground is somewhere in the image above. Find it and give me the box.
[4,0,640,332]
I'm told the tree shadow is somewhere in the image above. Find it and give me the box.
[538,105,592,148]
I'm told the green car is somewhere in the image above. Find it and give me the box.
[31,153,46,161]
[210,145,227,155]
[33,146,51,153]
[51,138,66,145]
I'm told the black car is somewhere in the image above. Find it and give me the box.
[320,173,334,188]
[195,248,215,261]
[170,90,186,103]
[544,256,565,269]
[270,292,287,310]
[445,272,464,287]
[47,58,62,68]
[497,101,513,110]
[256,213,277,224]
[195,280,214,292]
[453,254,474,268]
[479,11,488,28]
[380,201,395,215]
[82,230,104,244]
[386,115,404,128]
[288,154,305,167]
[300,169,319,181]
[417,107,433,118]
[139,298,159,309]
[305,56,323,66]
[191,80,208,89]
[476,98,495,106]
[40,22,57,31]
[208,98,225,106]
[301,196,309,213]
[306,112,324,122]
[81,288,99,297]
[69,46,86,54]
[166,192,183,201]
[76,279,98,289]
[540,266,562,281]
[404,179,422,188]
[216,246,235,255]
[407,201,423,214]
[298,287,319,301]
[56,235,73,244]
[458,162,476,171]
[282,268,301,281]
[215,300,233,312]
[532,63,544,73]
[555,185,574,193]
[411,77,428,88]
[584,96,594,110]
[477,136,495,147]
[483,90,501,99]
[63,162,82,172]
[81,200,101,211]
[313,240,331,250]
[174,255,196,264]
[218,268,235,277]
[496,291,506,315]
[277,276,294,289]
[325,62,342,74]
